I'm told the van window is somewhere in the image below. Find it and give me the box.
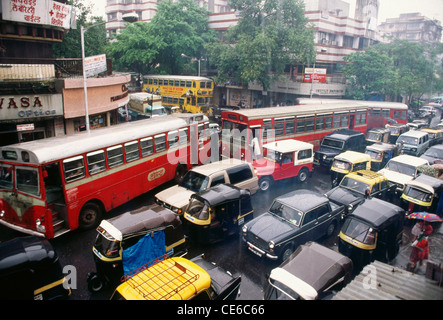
[298,149,312,160]
[210,175,226,187]
[227,164,253,184]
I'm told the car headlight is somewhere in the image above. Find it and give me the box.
[323,155,327,160]
[348,204,354,211]
[242,225,248,234]
[269,241,275,249]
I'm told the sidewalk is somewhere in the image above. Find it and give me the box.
[394,222,443,277]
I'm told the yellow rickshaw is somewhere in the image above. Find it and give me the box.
[401,174,443,213]
[330,151,371,187]
[365,142,399,171]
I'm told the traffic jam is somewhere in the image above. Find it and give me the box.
[1,98,443,301]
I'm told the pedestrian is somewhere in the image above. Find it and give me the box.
[411,220,433,241]
[408,234,430,270]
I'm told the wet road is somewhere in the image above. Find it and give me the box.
[0,167,336,300]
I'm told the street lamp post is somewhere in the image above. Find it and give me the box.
[181,53,202,76]
[81,14,138,132]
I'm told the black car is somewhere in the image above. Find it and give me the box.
[242,190,344,261]
[314,129,366,168]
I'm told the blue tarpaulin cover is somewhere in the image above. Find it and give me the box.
[122,231,166,274]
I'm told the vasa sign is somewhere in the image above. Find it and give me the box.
[0,94,63,120]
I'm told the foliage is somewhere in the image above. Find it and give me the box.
[206,0,314,91]
[106,0,217,75]
[343,39,443,102]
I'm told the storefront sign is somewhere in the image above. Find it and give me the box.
[304,68,327,83]
[1,0,75,30]
[0,94,63,120]
[84,54,107,77]
[16,123,35,131]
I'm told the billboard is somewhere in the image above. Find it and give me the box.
[2,0,76,30]
[304,68,327,83]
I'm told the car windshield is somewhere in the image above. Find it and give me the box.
[269,200,303,226]
[321,138,344,150]
[388,127,400,135]
[332,159,352,171]
[342,218,376,245]
[367,132,381,141]
[265,149,282,162]
[179,171,209,192]
[340,177,371,194]
[423,147,443,159]
[365,149,382,161]
[397,136,418,146]
[385,160,417,176]
[403,185,433,202]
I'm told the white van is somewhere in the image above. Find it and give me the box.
[155,159,259,214]
[396,130,430,156]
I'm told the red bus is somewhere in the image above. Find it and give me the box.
[221,102,369,162]
[0,113,209,239]
[295,98,408,129]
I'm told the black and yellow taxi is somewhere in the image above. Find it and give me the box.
[325,170,396,214]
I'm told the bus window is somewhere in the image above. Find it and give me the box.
[87,150,106,175]
[274,119,284,137]
[168,131,179,148]
[0,164,13,190]
[140,137,154,157]
[179,128,189,145]
[155,134,166,152]
[124,141,140,162]
[107,146,124,168]
[186,81,192,88]
[306,116,315,132]
[63,156,86,182]
[16,167,39,196]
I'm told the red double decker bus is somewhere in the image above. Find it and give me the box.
[0,113,209,239]
[221,102,369,162]
[295,98,408,129]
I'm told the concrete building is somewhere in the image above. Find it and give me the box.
[104,0,380,105]
[0,0,130,146]
[378,12,442,44]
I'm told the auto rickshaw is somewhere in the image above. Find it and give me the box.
[401,174,443,214]
[365,142,399,171]
[338,198,404,271]
[330,151,371,187]
[387,123,409,144]
[366,127,391,144]
[183,184,254,243]
[0,236,70,300]
[87,205,186,292]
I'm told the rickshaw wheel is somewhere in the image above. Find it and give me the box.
[79,202,102,230]
[87,274,105,292]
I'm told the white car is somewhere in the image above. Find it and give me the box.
[378,155,429,194]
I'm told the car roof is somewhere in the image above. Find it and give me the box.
[388,154,429,166]
[262,139,313,153]
[428,144,443,150]
[400,130,429,137]
[275,190,328,213]
[326,129,364,140]
[346,170,387,183]
[366,143,397,151]
[334,151,371,162]
[191,158,250,175]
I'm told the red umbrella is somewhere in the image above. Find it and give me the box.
[407,212,443,222]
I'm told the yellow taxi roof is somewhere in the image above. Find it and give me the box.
[115,257,211,300]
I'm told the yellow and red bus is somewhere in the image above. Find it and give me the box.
[221,103,369,162]
[295,98,408,129]
[142,75,214,114]
[0,113,209,239]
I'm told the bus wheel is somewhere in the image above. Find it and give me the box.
[259,177,272,192]
[297,168,309,183]
[174,164,187,184]
[79,202,102,230]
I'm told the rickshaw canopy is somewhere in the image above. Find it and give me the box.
[99,205,181,241]
[407,174,443,194]
[348,198,404,230]
[271,242,352,299]
[190,184,250,206]
[366,142,397,153]
[333,151,371,164]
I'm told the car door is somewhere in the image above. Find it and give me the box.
[279,152,296,179]
[313,204,333,237]
[298,208,319,245]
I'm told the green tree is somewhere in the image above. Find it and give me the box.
[106,0,217,75]
[343,46,398,100]
[53,1,107,58]
[207,0,315,91]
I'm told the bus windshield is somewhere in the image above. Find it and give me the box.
[15,166,40,197]
[0,164,13,190]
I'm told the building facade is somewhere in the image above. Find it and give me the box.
[378,12,442,44]
[0,0,130,146]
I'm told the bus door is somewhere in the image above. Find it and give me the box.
[349,114,355,130]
